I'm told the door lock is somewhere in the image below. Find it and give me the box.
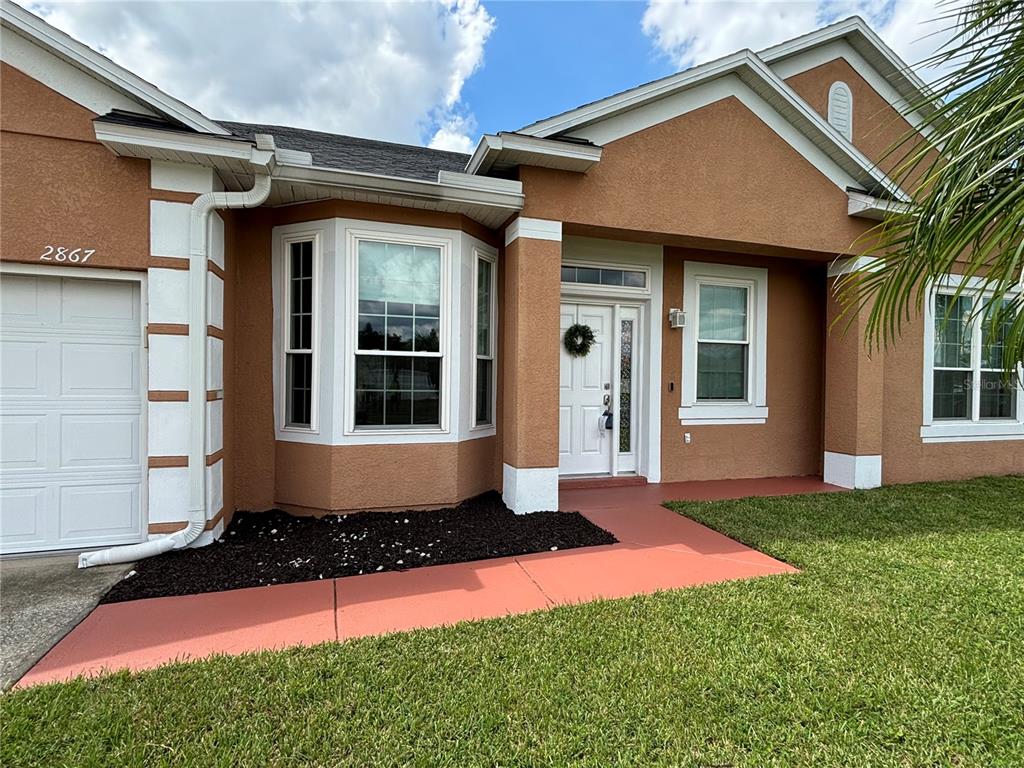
[603,393,611,406]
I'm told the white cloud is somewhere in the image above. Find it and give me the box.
[642,0,954,81]
[30,0,494,149]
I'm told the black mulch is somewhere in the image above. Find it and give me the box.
[101,492,616,603]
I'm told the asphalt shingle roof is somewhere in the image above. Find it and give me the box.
[217,120,470,181]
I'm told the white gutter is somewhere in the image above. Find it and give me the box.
[79,172,272,568]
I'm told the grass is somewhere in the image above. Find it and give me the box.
[3,476,1023,767]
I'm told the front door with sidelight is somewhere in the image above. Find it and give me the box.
[559,303,615,475]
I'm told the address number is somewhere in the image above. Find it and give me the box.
[40,246,95,264]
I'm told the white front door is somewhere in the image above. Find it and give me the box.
[0,273,145,554]
[559,303,614,475]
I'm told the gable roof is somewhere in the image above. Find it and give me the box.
[218,121,468,182]
[0,0,228,135]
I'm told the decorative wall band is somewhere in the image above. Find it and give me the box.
[147,323,189,336]
[207,325,225,340]
[208,260,226,280]
[149,390,224,402]
[149,456,188,468]
[149,256,190,271]
[504,217,563,246]
[206,449,224,466]
[148,507,226,535]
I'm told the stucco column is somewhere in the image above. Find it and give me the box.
[501,217,563,512]
[823,260,884,488]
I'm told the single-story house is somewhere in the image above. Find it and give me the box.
[1,1,1021,560]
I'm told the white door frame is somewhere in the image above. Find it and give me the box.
[559,291,647,478]
[0,262,149,553]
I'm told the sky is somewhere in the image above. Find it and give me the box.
[28,0,953,155]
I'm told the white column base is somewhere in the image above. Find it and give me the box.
[824,451,882,489]
[502,464,559,514]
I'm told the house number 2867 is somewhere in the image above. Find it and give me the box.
[40,246,95,263]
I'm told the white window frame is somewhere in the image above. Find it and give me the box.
[679,261,768,425]
[472,248,497,429]
[560,260,651,297]
[921,275,1024,443]
[280,231,321,434]
[344,228,453,436]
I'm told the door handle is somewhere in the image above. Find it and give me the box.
[603,393,610,406]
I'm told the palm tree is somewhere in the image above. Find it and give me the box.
[836,0,1024,377]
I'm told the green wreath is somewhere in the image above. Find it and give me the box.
[564,323,596,357]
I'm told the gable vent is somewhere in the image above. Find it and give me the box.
[827,81,853,141]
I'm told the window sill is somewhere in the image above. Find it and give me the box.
[920,421,1024,443]
[678,404,768,426]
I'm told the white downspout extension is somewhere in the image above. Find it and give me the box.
[79,172,273,568]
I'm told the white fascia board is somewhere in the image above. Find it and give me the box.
[827,254,883,277]
[1,0,228,135]
[847,190,911,220]
[760,16,937,118]
[465,132,602,175]
[437,170,523,195]
[93,122,268,168]
[274,163,525,212]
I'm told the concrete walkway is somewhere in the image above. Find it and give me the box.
[1,554,130,690]
[17,476,839,687]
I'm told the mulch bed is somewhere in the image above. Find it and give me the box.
[101,492,616,603]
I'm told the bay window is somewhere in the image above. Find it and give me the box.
[927,287,1020,431]
[353,237,445,429]
[474,252,496,427]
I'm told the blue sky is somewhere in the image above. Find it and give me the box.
[35,0,948,154]
[463,2,675,134]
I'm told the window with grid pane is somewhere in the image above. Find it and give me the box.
[285,239,314,428]
[981,299,1017,419]
[354,240,442,428]
[474,255,495,426]
[696,283,749,401]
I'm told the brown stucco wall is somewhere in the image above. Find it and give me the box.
[0,62,151,270]
[784,58,921,181]
[225,203,502,514]
[501,237,562,469]
[880,314,1024,484]
[823,280,884,456]
[519,96,873,258]
[660,248,826,481]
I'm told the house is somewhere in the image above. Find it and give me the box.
[1,1,1021,560]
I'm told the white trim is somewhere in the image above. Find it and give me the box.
[678,261,768,425]
[0,261,149,549]
[150,162,216,195]
[502,464,558,514]
[344,227,453,437]
[471,248,498,430]
[1,0,228,134]
[505,217,562,246]
[560,260,651,297]
[279,231,322,434]
[823,451,881,489]
[828,254,882,277]
[921,275,1024,442]
[827,81,853,141]
[465,132,602,176]
[847,190,910,220]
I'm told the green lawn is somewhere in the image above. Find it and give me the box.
[3,477,1023,767]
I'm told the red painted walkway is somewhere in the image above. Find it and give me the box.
[18,476,839,687]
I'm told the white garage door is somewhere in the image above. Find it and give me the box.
[1,273,145,554]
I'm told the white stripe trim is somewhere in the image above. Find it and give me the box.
[505,217,562,246]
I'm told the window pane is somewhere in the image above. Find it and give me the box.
[354,355,441,428]
[285,353,312,427]
[600,269,623,286]
[386,316,413,351]
[697,343,747,400]
[980,371,1017,419]
[560,266,577,283]
[576,267,600,284]
[477,259,492,356]
[699,284,747,342]
[934,294,973,368]
[619,319,633,453]
[288,240,313,351]
[933,370,971,419]
[622,270,646,288]
[415,318,439,352]
[358,240,441,306]
[357,315,385,350]
[981,299,1013,370]
[476,358,493,425]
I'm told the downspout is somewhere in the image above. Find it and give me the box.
[79,172,272,568]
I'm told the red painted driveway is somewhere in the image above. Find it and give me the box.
[18,476,837,687]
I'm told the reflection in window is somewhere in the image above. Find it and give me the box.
[475,255,495,426]
[285,240,314,427]
[561,265,645,289]
[619,319,633,453]
[355,240,443,428]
